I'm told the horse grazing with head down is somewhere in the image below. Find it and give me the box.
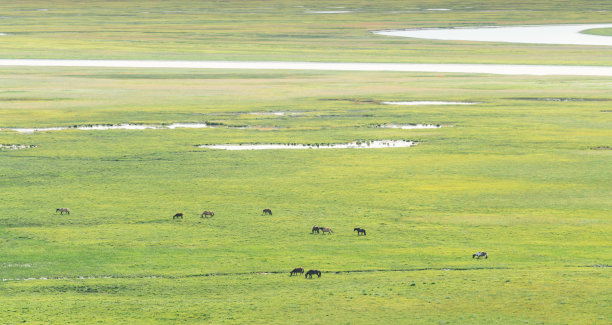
[354,228,366,235]
[472,252,488,259]
[262,209,272,215]
[56,208,70,215]
[311,226,320,234]
[173,213,183,219]
[320,227,333,235]
[290,267,304,276]
[305,270,321,278]
[201,211,214,218]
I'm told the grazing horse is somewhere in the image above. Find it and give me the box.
[262,208,272,215]
[320,227,333,235]
[311,226,320,234]
[354,228,366,236]
[201,211,214,218]
[472,252,488,259]
[173,213,183,219]
[56,208,70,215]
[290,267,304,276]
[305,270,321,278]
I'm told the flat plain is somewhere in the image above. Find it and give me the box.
[0,1,611,324]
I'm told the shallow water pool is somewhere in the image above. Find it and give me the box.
[374,24,612,46]
[199,140,417,150]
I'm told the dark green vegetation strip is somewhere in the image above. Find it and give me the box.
[0,266,513,282]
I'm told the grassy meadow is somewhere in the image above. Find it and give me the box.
[1,0,612,64]
[1,1,611,324]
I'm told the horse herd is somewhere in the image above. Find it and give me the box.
[311,226,334,235]
[289,268,321,278]
[293,250,488,279]
[55,207,488,279]
[310,226,366,236]
[172,211,215,219]
[172,209,269,219]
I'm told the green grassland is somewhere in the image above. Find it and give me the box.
[1,0,612,64]
[1,1,612,324]
[583,27,612,36]
[1,68,610,324]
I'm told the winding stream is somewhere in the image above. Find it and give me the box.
[2,24,612,75]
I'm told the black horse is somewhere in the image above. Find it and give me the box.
[290,267,304,276]
[311,226,320,234]
[354,227,366,236]
[262,209,272,215]
[173,213,183,219]
[472,252,488,259]
[305,270,321,278]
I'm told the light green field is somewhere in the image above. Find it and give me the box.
[1,0,612,64]
[1,1,611,324]
[583,27,612,36]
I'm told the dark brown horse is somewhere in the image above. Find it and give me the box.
[173,213,183,219]
[311,226,320,234]
[201,210,214,218]
[262,208,272,215]
[290,267,304,276]
[56,208,70,215]
[305,270,321,278]
[354,228,366,235]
